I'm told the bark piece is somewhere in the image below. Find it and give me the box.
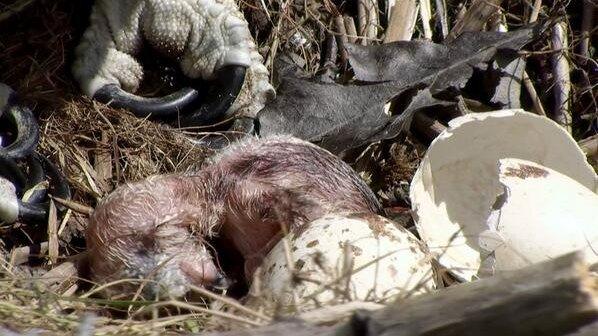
[200,252,598,336]
[550,21,572,133]
[384,0,417,43]
[353,252,598,336]
[447,0,504,42]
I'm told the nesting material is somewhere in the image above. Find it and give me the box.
[410,109,598,281]
[479,158,598,273]
[247,213,435,311]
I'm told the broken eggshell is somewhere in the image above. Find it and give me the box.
[410,109,598,281]
[247,213,435,310]
[479,158,598,273]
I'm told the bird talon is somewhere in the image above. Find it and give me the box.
[73,0,275,126]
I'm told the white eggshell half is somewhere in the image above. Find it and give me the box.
[250,213,435,308]
[479,158,598,272]
[410,109,598,281]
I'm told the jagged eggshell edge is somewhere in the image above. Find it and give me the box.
[479,158,598,273]
[410,109,597,281]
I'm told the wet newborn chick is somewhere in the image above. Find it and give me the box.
[86,135,382,298]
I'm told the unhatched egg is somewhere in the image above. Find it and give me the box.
[247,213,435,310]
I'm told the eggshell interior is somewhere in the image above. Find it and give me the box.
[410,109,597,281]
[479,158,598,272]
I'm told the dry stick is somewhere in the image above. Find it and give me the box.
[9,242,49,266]
[435,0,449,39]
[334,15,349,66]
[454,4,467,26]
[357,0,378,45]
[384,0,418,43]
[134,301,264,327]
[320,33,338,69]
[419,0,433,39]
[79,278,150,299]
[551,21,572,133]
[94,131,113,193]
[446,0,504,43]
[384,0,395,23]
[47,200,59,265]
[412,112,447,142]
[529,0,542,23]
[579,134,598,160]
[343,15,358,44]
[522,72,547,116]
[523,0,547,116]
[579,0,594,59]
[39,257,80,289]
[264,0,291,71]
[188,285,272,322]
[0,0,37,23]
[51,196,93,216]
[368,0,379,43]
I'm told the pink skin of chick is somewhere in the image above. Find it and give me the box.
[86,135,383,298]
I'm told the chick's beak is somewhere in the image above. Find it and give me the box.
[179,260,230,291]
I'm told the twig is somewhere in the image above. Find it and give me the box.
[435,0,449,39]
[384,0,418,43]
[264,0,292,71]
[579,135,598,159]
[0,0,37,23]
[522,72,547,116]
[550,21,572,133]
[413,112,447,142]
[47,200,59,265]
[529,0,542,23]
[9,242,49,266]
[420,0,433,39]
[579,0,594,59]
[447,0,504,42]
[343,15,358,44]
[334,15,349,66]
[40,258,80,288]
[133,301,264,327]
[51,196,93,216]
[357,0,378,45]
[188,285,272,322]
[319,33,337,69]
[520,0,547,116]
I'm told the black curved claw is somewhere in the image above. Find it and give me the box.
[17,202,48,223]
[17,153,72,223]
[0,153,71,224]
[23,154,48,204]
[93,85,200,118]
[180,65,247,127]
[0,104,40,160]
[36,153,71,205]
[0,156,27,192]
[0,83,13,114]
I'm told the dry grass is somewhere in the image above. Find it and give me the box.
[0,0,595,334]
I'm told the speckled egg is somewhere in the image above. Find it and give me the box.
[247,213,436,309]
